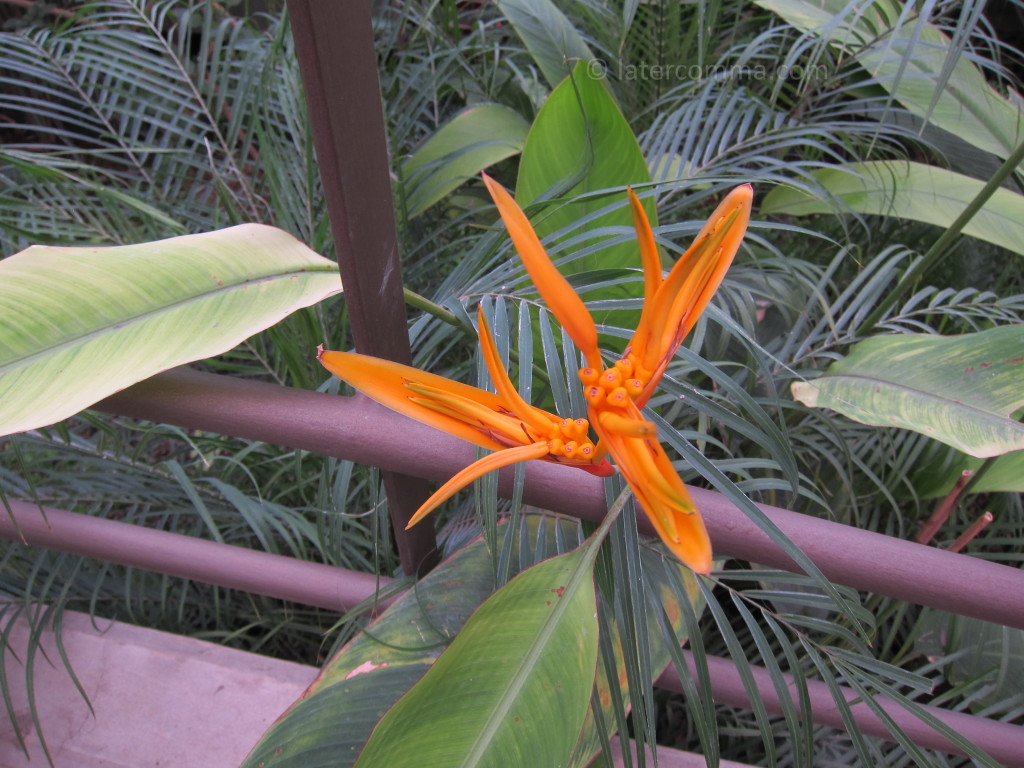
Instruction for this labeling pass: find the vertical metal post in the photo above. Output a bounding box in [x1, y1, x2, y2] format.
[287, 0, 438, 574]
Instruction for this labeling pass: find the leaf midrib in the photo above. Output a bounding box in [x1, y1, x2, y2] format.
[462, 547, 597, 767]
[0, 263, 339, 375]
[821, 373, 1023, 425]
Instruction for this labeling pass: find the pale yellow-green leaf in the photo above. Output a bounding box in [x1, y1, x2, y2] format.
[762, 161, 1024, 257]
[753, 0, 1024, 160]
[0, 225, 340, 436]
[792, 326, 1024, 458]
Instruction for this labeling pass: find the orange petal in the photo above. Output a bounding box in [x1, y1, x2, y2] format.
[475, 307, 558, 439]
[593, 409, 712, 574]
[318, 347, 509, 451]
[596, 409, 657, 438]
[405, 442, 551, 528]
[627, 187, 662, 349]
[636, 184, 752, 404]
[482, 173, 601, 369]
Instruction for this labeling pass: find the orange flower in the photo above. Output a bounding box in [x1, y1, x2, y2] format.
[317, 306, 612, 528]
[483, 174, 752, 573]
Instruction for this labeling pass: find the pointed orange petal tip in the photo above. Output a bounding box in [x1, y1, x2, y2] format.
[481, 173, 600, 366]
[404, 441, 551, 528]
[627, 186, 662, 304]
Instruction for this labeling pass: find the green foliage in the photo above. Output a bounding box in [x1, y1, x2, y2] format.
[495, 0, 595, 90]
[0, 226, 340, 436]
[753, 0, 1024, 161]
[763, 161, 1024, 258]
[354, 528, 600, 767]
[401, 104, 531, 219]
[515, 61, 655, 276]
[792, 325, 1024, 457]
[2, 0, 1024, 765]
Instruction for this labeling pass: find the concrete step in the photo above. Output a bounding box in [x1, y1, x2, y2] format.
[0, 606, 753, 768]
[0, 607, 317, 767]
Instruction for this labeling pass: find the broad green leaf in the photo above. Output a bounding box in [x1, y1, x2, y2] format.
[401, 104, 531, 218]
[571, 554, 703, 766]
[240, 518, 512, 768]
[355, 542, 599, 767]
[0, 225, 341, 436]
[917, 612, 1024, 708]
[912, 445, 1024, 498]
[791, 326, 1024, 458]
[495, 0, 595, 90]
[762, 161, 1024, 258]
[516, 60, 655, 276]
[241, 514, 704, 768]
[753, 0, 1024, 160]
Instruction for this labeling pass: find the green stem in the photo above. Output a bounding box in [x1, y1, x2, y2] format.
[858, 138, 1024, 335]
[581, 486, 634, 568]
[403, 288, 475, 338]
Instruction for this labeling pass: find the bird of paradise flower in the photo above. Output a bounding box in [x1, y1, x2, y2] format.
[318, 176, 752, 574]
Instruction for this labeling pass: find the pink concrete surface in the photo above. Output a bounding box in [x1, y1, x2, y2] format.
[0, 608, 317, 768]
[0, 606, 751, 767]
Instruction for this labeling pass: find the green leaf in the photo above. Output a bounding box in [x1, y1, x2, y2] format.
[241, 513, 706, 768]
[762, 161, 1024, 258]
[572, 552, 704, 766]
[0, 225, 341, 436]
[355, 542, 599, 766]
[917, 612, 1024, 708]
[752, 0, 1024, 160]
[495, 0, 595, 90]
[791, 326, 1024, 458]
[516, 60, 654, 276]
[241, 514, 596, 768]
[401, 104, 531, 218]
[912, 446, 1024, 497]
[240, 519, 509, 768]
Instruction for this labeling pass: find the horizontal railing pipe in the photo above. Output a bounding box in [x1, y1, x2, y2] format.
[94, 368, 1024, 631]
[657, 653, 1024, 767]
[3, 496, 1017, 763]
[1, 500, 396, 614]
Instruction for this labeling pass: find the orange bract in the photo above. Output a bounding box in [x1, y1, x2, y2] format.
[317, 306, 613, 528]
[318, 176, 751, 575]
[484, 175, 752, 573]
